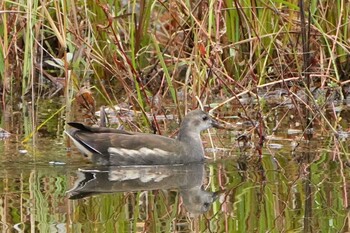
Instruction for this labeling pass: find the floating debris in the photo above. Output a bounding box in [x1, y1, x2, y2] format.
[268, 143, 284, 149]
[336, 131, 349, 139]
[287, 129, 303, 135]
[49, 161, 66, 165]
[18, 149, 28, 154]
[95, 105, 175, 124]
[0, 128, 11, 140]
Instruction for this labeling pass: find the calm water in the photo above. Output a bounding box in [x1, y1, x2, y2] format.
[1, 103, 350, 232]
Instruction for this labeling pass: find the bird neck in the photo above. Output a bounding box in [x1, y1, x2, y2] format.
[178, 121, 200, 142]
[178, 130, 201, 142]
[178, 123, 204, 156]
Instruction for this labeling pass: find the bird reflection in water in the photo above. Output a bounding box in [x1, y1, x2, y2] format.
[67, 163, 219, 214]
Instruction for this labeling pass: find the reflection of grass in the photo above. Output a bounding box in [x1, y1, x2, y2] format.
[0, 168, 68, 232]
[69, 191, 181, 232]
[0, 158, 348, 232]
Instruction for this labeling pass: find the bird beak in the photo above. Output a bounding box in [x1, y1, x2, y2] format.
[211, 118, 224, 129]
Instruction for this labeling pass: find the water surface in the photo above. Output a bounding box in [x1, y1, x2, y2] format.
[1, 103, 350, 232]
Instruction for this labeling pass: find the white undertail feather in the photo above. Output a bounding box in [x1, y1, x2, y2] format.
[65, 131, 99, 156]
[108, 147, 170, 157]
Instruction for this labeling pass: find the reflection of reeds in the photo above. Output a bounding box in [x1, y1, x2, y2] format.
[0, 154, 348, 231]
[0, 168, 68, 232]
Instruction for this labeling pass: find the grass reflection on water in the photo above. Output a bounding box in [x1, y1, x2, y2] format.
[0, 140, 348, 232]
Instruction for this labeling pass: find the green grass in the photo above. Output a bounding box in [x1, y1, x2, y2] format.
[1, 0, 349, 108]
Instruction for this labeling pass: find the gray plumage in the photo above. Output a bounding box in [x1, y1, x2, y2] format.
[66, 109, 220, 165]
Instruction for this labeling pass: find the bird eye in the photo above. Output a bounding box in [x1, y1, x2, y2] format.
[202, 115, 208, 121]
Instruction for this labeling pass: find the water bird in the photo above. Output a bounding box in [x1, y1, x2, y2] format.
[66, 109, 220, 165]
